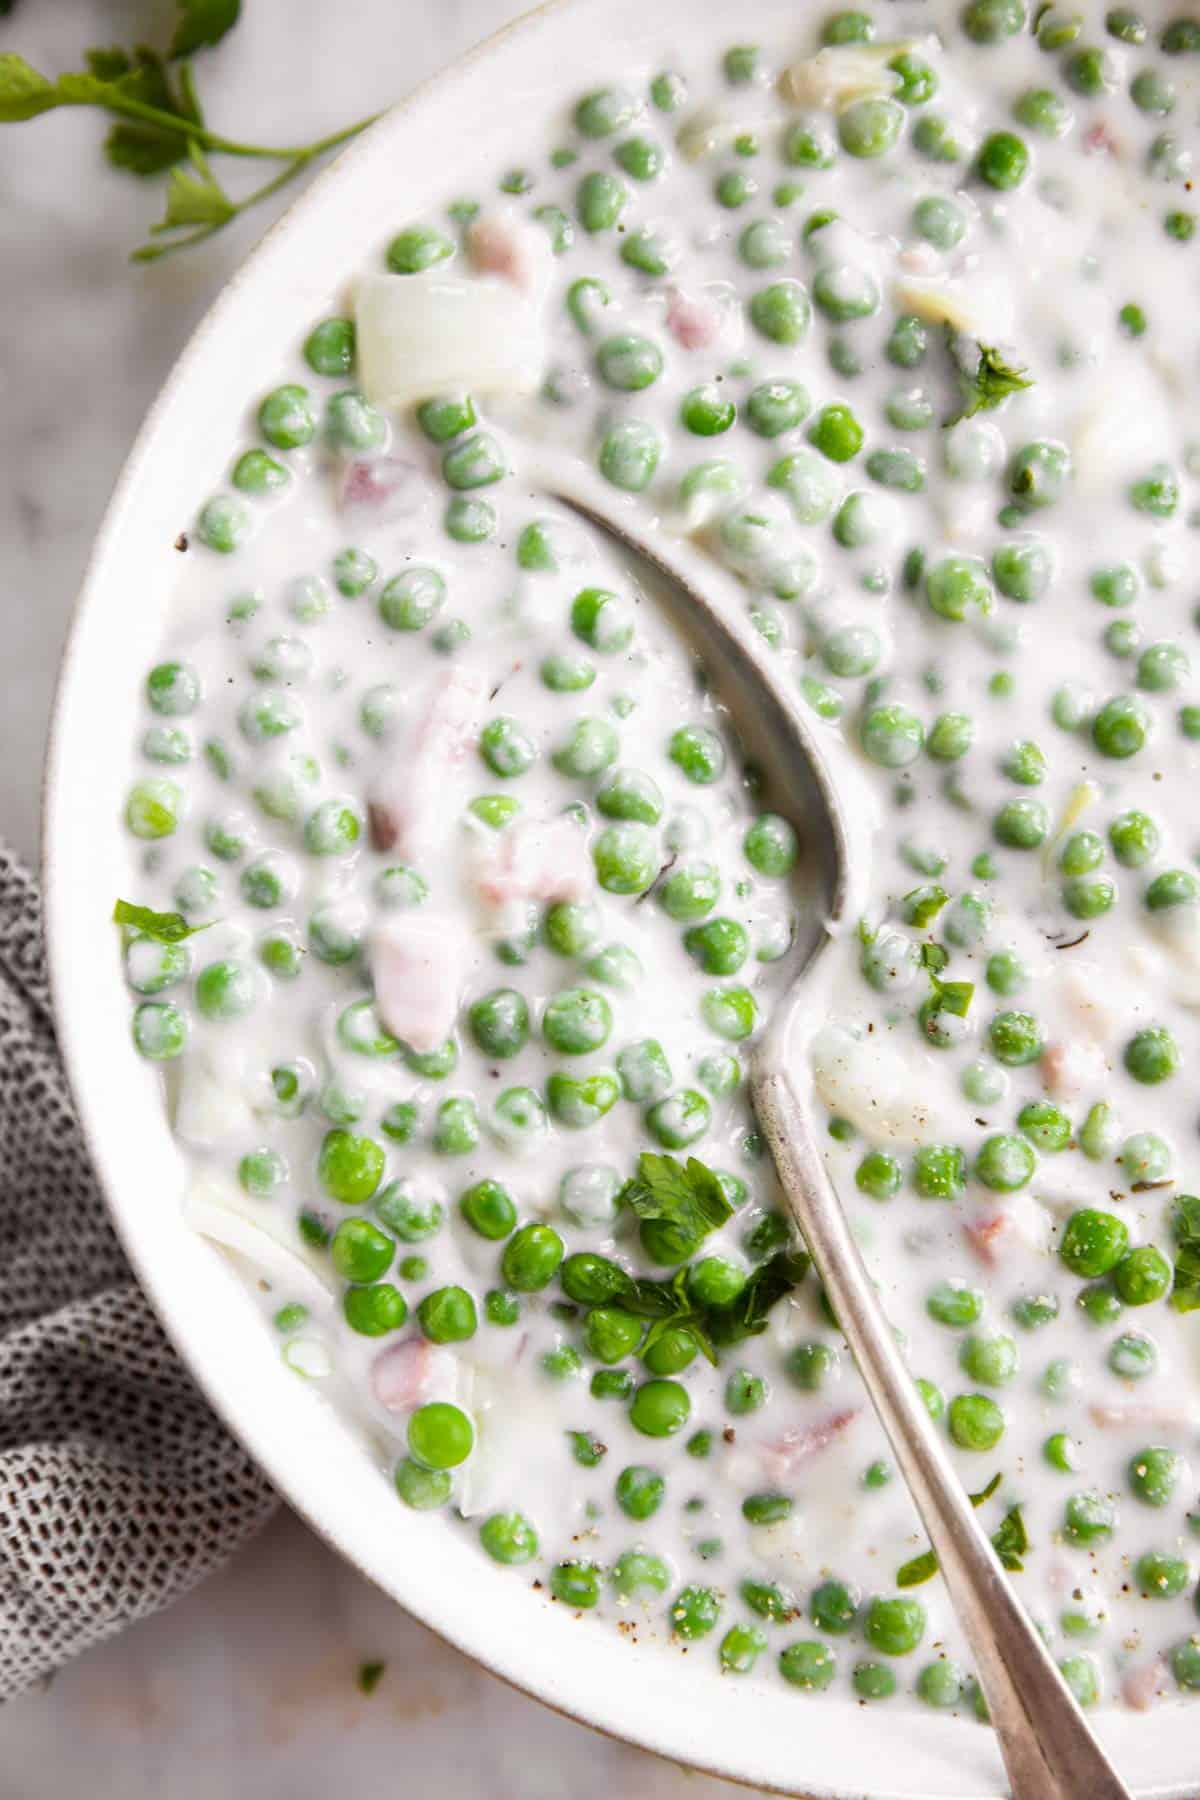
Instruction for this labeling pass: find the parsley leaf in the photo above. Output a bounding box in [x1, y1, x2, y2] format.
[896, 1473, 1004, 1587]
[928, 972, 974, 1018]
[0, 25, 376, 262]
[919, 942, 949, 975]
[169, 0, 242, 60]
[605, 1242, 810, 1365]
[150, 156, 235, 232]
[619, 1153, 735, 1245]
[1170, 1194, 1200, 1312]
[0, 54, 60, 122]
[901, 884, 948, 928]
[102, 48, 196, 176]
[356, 1660, 386, 1696]
[707, 1249, 812, 1346]
[946, 330, 1033, 425]
[112, 899, 210, 943]
[991, 1504, 1029, 1572]
[84, 48, 135, 83]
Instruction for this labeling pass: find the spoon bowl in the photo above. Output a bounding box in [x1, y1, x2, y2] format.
[544, 453, 1134, 1800]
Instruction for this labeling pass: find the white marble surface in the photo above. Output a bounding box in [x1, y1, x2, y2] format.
[0, 3, 763, 1793]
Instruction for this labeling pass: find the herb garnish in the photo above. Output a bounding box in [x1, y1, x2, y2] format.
[1170, 1193, 1200, 1312]
[946, 329, 1034, 424]
[896, 1474, 1029, 1586]
[112, 899, 211, 943]
[0, 5, 376, 260]
[574, 1157, 812, 1363]
[356, 1660, 386, 1696]
[619, 1153, 736, 1245]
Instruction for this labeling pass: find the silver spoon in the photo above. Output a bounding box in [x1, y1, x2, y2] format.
[539, 457, 1133, 1800]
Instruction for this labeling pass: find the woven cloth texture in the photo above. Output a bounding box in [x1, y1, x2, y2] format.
[0, 842, 276, 1699]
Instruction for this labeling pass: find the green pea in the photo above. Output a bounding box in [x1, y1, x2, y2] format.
[1092, 694, 1149, 758]
[1059, 1208, 1130, 1277]
[779, 1641, 837, 1690]
[630, 1378, 691, 1437]
[960, 1331, 1018, 1387]
[1124, 1025, 1180, 1084]
[570, 585, 635, 653]
[1064, 1489, 1118, 1545]
[598, 420, 661, 491]
[195, 958, 254, 1022]
[864, 1595, 925, 1656]
[748, 280, 812, 345]
[386, 224, 454, 273]
[1115, 1246, 1172, 1306]
[442, 432, 506, 490]
[576, 169, 628, 232]
[680, 382, 737, 435]
[838, 98, 904, 158]
[408, 1400, 474, 1470]
[417, 1285, 477, 1343]
[1018, 1102, 1071, 1152]
[1129, 1445, 1185, 1507]
[459, 1179, 517, 1241]
[501, 1223, 564, 1291]
[331, 1218, 395, 1284]
[926, 712, 974, 761]
[909, 1144, 964, 1201]
[975, 1132, 1036, 1192]
[479, 1511, 539, 1564]
[1109, 1329, 1158, 1380]
[745, 379, 810, 438]
[595, 332, 663, 392]
[343, 1283, 407, 1336]
[393, 1457, 451, 1511]
[541, 986, 612, 1055]
[258, 383, 315, 449]
[977, 129, 1030, 188]
[927, 1279, 983, 1328]
[988, 1009, 1043, 1065]
[861, 705, 924, 768]
[807, 402, 863, 462]
[132, 1001, 189, 1060]
[432, 1096, 481, 1155]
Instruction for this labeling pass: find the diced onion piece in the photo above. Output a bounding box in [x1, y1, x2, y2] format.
[780, 43, 913, 110]
[676, 100, 778, 161]
[185, 1179, 335, 1311]
[284, 1338, 333, 1381]
[357, 271, 546, 409]
[811, 1020, 951, 1145]
[893, 275, 1011, 342]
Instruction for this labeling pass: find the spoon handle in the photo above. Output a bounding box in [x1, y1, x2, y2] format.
[753, 1064, 1133, 1800]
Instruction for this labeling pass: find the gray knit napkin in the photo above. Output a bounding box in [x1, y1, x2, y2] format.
[0, 842, 277, 1699]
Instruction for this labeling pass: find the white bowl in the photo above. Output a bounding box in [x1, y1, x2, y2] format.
[41, 3, 1198, 1793]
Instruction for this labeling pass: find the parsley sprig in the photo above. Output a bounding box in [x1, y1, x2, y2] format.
[112, 899, 210, 943]
[1170, 1193, 1200, 1312]
[594, 1155, 812, 1361]
[945, 329, 1034, 425]
[0, 3, 377, 260]
[619, 1153, 736, 1244]
[897, 1474, 1030, 1586]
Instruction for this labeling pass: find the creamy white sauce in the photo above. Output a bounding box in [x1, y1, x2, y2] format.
[119, 0, 1200, 1715]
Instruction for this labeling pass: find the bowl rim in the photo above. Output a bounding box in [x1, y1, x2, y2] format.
[38, 3, 1196, 1794]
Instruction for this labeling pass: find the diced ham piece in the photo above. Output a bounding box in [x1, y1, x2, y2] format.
[473, 814, 594, 909]
[339, 456, 430, 522]
[371, 1337, 458, 1413]
[758, 1408, 859, 1484]
[1122, 1660, 1167, 1712]
[368, 668, 485, 859]
[1083, 120, 1121, 157]
[964, 1193, 1052, 1265]
[1040, 1038, 1109, 1102]
[665, 284, 743, 356]
[898, 242, 942, 277]
[466, 211, 553, 297]
[370, 912, 472, 1055]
